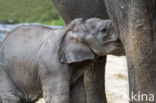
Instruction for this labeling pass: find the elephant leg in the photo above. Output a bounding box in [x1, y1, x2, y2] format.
[70, 75, 86, 103]
[105, 0, 156, 103]
[41, 71, 70, 103]
[42, 80, 70, 103]
[0, 67, 21, 103]
[51, 0, 109, 24]
[84, 56, 107, 103]
[0, 96, 20, 103]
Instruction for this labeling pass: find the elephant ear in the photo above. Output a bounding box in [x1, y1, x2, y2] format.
[58, 19, 95, 64]
[59, 41, 95, 64]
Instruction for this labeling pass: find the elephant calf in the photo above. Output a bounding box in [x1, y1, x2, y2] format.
[0, 18, 123, 103]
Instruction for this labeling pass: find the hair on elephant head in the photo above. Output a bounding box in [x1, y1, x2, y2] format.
[59, 18, 124, 63]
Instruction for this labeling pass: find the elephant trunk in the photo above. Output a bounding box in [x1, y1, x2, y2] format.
[84, 56, 107, 103]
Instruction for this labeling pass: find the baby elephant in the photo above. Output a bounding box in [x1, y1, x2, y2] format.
[0, 18, 123, 103]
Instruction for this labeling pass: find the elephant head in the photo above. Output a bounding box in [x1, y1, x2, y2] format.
[59, 18, 123, 63]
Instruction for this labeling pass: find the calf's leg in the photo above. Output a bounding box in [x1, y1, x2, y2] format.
[0, 67, 21, 103]
[84, 57, 107, 103]
[41, 67, 71, 103]
[70, 76, 86, 103]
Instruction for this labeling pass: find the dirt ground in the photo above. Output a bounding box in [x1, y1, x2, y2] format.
[105, 55, 129, 103]
[37, 55, 129, 103]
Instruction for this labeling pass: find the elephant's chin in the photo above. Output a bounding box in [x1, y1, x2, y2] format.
[92, 43, 124, 56]
[93, 49, 109, 56]
[108, 47, 125, 56]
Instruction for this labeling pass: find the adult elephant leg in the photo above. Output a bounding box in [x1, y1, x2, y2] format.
[105, 0, 156, 102]
[51, 0, 109, 24]
[84, 57, 107, 103]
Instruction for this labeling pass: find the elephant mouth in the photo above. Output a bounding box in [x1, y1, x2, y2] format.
[90, 39, 124, 56]
[102, 38, 122, 45]
[101, 39, 124, 56]
[108, 41, 125, 56]
[109, 47, 125, 56]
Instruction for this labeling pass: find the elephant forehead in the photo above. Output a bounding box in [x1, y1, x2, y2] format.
[85, 18, 112, 30]
[86, 18, 102, 26]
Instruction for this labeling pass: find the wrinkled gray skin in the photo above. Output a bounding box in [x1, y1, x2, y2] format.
[0, 18, 122, 103]
[51, 1, 110, 103]
[105, 0, 156, 103]
[51, 0, 109, 24]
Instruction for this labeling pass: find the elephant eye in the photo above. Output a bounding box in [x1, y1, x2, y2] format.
[101, 28, 107, 33]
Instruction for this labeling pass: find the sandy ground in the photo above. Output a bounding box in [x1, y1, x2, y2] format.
[37, 55, 129, 103]
[105, 55, 129, 103]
